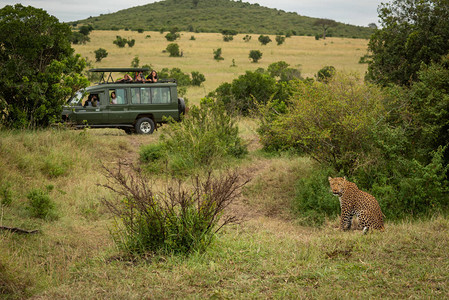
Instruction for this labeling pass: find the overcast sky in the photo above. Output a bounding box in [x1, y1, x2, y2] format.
[1, 0, 384, 27]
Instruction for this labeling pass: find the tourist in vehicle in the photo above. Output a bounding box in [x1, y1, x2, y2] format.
[91, 94, 100, 107]
[146, 70, 158, 83]
[134, 71, 145, 82]
[116, 73, 133, 83]
[83, 94, 93, 107]
[110, 92, 117, 104]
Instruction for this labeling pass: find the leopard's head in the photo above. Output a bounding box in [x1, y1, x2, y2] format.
[328, 176, 347, 196]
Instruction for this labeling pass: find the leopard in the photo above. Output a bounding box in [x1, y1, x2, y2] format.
[328, 176, 384, 234]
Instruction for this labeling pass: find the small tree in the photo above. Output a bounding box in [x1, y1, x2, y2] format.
[113, 36, 127, 47]
[249, 50, 262, 63]
[213, 48, 224, 61]
[166, 43, 180, 57]
[316, 66, 336, 82]
[127, 39, 135, 47]
[275, 35, 286, 46]
[243, 35, 252, 42]
[314, 18, 337, 39]
[222, 29, 238, 42]
[258, 35, 272, 45]
[191, 71, 206, 86]
[94, 48, 108, 62]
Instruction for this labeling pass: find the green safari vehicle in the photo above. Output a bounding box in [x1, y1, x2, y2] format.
[61, 68, 186, 134]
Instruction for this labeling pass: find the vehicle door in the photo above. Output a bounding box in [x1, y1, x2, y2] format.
[150, 86, 177, 121]
[72, 91, 107, 125]
[105, 88, 130, 124]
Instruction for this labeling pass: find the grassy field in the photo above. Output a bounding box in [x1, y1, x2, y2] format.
[1, 127, 448, 299]
[74, 30, 369, 104]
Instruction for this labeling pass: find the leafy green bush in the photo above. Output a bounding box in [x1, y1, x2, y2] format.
[316, 66, 336, 82]
[191, 71, 206, 86]
[258, 35, 271, 45]
[258, 73, 387, 174]
[102, 164, 248, 255]
[166, 43, 180, 57]
[26, 186, 58, 220]
[94, 48, 108, 62]
[113, 36, 127, 47]
[249, 50, 262, 62]
[213, 48, 224, 61]
[293, 167, 339, 226]
[140, 99, 247, 175]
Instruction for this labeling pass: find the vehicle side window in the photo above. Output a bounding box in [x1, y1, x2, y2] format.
[151, 87, 171, 104]
[131, 88, 151, 104]
[113, 88, 126, 104]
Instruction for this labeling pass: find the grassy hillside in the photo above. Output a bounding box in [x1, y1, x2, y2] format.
[0, 128, 448, 298]
[75, 0, 374, 38]
[73, 30, 370, 103]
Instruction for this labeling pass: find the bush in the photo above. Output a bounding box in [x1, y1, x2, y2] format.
[258, 35, 271, 45]
[316, 66, 336, 82]
[26, 187, 58, 220]
[249, 50, 262, 63]
[113, 36, 127, 47]
[140, 99, 247, 175]
[191, 71, 206, 86]
[258, 73, 387, 174]
[213, 48, 224, 61]
[165, 32, 180, 41]
[293, 167, 339, 226]
[275, 35, 286, 45]
[102, 163, 249, 255]
[94, 48, 108, 62]
[166, 43, 180, 57]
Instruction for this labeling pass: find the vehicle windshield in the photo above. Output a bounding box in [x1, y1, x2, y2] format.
[67, 90, 85, 106]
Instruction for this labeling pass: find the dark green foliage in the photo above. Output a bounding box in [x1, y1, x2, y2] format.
[77, 0, 373, 38]
[127, 39, 136, 47]
[267, 61, 302, 82]
[243, 35, 252, 42]
[165, 32, 180, 41]
[222, 29, 238, 42]
[140, 99, 247, 175]
[113, 36, 128, 47]
[191, 71, 206, 86]
[26, 187, 58, 220]
[314, 18, 337, 39]
[275, 35, 286, 45]
[408, 55, 449, 165]
[293, 167, 339, 226]
[159, 67, 191, 85]
[166, 43, 180, 56]
[102, 164, 248, 255]
[249, 50, 262, 62]
[0, 4, 89, 129]
[213, 48, 224, 61]
[94, 48, 108, 62]
[258, 35, 272, 45]
[137, 28, 144, 33]
[71, 31, 90, 44]
[79, 24, 93, 35]
[316, 66, 336, 82]
[365, 0, 449, 86]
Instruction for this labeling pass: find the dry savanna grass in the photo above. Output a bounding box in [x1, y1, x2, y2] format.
[74, 30, 369, 104]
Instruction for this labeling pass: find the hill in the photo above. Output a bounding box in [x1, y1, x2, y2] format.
[75, 0, 374, 38]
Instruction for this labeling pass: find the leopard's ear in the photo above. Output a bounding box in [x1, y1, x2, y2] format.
[328, 176, 332, 181]
[343, 176, 346, 180]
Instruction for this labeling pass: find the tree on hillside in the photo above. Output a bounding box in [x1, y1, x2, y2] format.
[94, 48, 108, 62]
[314, 18, 337, 39]
[0, 4, 89, 129]
[365, 0, 449, 86]
[258, 35, 272, 45]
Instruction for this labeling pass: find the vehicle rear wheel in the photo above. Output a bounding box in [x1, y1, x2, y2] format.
[135, 117, 155, 134]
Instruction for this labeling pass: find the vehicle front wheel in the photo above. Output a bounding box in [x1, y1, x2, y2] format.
[135, 117, 155, 134]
